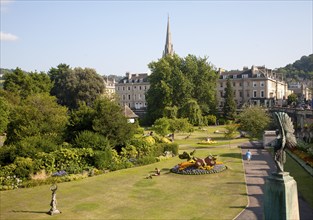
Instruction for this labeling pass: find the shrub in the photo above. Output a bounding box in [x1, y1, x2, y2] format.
[206, 115, 217, 125]
[13, 157, 34, 179]
[159, 143, 179, 155]
[94, 149, 113, 170]
[74, 130, 110, 150]
[136, 155, 158, 166]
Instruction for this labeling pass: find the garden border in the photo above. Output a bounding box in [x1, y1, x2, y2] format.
[286, 149, 313, 177]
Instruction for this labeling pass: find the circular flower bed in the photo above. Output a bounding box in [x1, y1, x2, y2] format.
[170, 164, 227, 175]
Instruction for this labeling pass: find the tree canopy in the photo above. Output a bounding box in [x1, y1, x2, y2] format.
[3, 68, 52, 99]
[222, 78, 236, 120]
[5, 93, 68, 145]
[237, 105, 271, 139]
[277, 54, 313, 80]
[49, 64, 105, 109]
[147, 54, 218, 124]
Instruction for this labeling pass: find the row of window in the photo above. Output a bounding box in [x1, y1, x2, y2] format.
[222, 73, 262, 79]
[122, 94, 145, 101]
[220, 81, 265, 88]
[124, 102, 147, 109]
[117, 85, 148, 91]
[220, 90, 265, 98]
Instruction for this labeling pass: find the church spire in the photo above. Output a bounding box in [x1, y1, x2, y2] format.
[163, 15, 174, 57]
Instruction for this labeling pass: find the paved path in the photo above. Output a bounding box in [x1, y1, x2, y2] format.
[235, 142, 313, 220]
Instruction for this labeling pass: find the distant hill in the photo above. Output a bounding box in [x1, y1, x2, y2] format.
[277, 54, 313, 81]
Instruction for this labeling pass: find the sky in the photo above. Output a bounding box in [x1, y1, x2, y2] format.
[1, 0, 312, 76]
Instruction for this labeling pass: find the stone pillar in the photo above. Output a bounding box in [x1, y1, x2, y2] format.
[264, 172, 299, 220]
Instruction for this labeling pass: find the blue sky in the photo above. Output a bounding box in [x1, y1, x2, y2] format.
[1, 0, 312, 75]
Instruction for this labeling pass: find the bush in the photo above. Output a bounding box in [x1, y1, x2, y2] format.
[94, 149, 113, 170]
[13, 157, 34, 179]
[206, 115, 217, 125]
[159, 143, 179, 155]
[136, 155, 158, 166]
[74, 130, 110, 150]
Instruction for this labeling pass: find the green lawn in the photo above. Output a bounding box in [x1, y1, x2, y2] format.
[0, 126, 248, 219]
[285, 153, 313, 208]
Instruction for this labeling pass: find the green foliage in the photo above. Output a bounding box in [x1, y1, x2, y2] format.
[205, 115, 217, 125]
[73, 130, 111, 150]
[3, 68, 52, 99]
[169, 118, 193, 134]
[152, 117, 170, 136]
[277, 54, 313, 80]
[52, 148, 94, 174]
[237, 106, 271, 139]
[5, 93, 68, 145]
[178, 99, 203, 126]
[93, 149, 113, 170]
[67, 103, 95, 140]
[0, 96, 10, 133]
[49, 64, 104, 109]
[92, 97, 136, 146]
[224, 124, 239, 140]
[13, 157, 34, 179]
[287, 93, 298, 105]
[163, 106, 178, 119]
[223, 78, 236, 120]
[147, 54, 218, 124]
[120, 145, 138, 159]
[159, 142, 179, 155]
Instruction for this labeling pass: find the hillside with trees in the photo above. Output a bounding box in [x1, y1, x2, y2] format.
[277, 54, 313, 81]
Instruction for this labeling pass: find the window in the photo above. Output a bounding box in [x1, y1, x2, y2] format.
[247, 91, 250, 97]
[260, 81, 265, 87]
[239, 91, 242, 97]
[223, 75, 227, 79]
[128, 95, 131, 100]
[257, 73, 261, 78]
[220, 83, 223, 87]
[220, 91, 223, 97]
[122, 95, 125, 100]
[239, 82, 242, 87]
[139, 86, 142, 90]
[233, 75, 237, 79]
[128, 87, 130, 90]
[253, 90, 257, 98]
[123, 87, 125, 91]
[260, 90, 264, 98]
[242, 74, 248, 78]
[233, 82, 236, 87]
[233, 91, 236, 96]
[253, 82, 257, 87]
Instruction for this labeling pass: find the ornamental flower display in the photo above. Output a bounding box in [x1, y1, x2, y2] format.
[170, 150, 227, 175]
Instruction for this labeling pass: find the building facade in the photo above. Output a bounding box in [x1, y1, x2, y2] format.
[103, 76, 116, 98]
[218, 66, 292, 108]
[115, 72, 150, 110]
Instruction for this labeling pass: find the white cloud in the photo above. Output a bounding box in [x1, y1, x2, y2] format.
[0, 32, 18, 41]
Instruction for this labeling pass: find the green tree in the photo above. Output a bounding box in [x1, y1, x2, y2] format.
[168, 118, 193, 141]
[223, 78, 236, 120]
[49, 64, 104, 109]
[5, 93, 68, 145]
[3, 68, 51, 99]
[152, 117, 170, 136]
[178, 99, 203, 126]
[147, 54, 218, 124]
[0, 96, 10, 134]
[287, 93, 298, 105]
[237, 106, 271, 139]
[91, 97, 136, 147]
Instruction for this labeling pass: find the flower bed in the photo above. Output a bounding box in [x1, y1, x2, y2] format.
[171, 164, 227, 175]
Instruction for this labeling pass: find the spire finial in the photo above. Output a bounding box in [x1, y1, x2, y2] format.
[163, 15, 174, 57]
